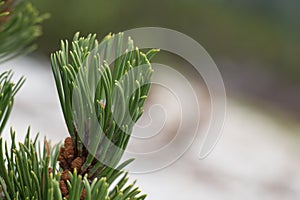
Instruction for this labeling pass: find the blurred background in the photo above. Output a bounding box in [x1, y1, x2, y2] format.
[1, 0, 300, 199]
[31, 0, 300, 117]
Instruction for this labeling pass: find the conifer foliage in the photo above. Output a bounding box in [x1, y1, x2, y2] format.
[0, 1, 158, 199]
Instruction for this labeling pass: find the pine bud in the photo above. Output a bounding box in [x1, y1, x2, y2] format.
[59, 180, 69, 197]
[71, 157, 83, 172]
[61, 169, 70, 181]
[64, 137, 73, 148]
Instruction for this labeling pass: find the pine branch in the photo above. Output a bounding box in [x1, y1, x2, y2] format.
[0, 128, 59, 199]
[0, 0, 48, 62]
[0, 70, 24, 134]
[0, 130, 147, 200]
[51, 32, 159, 199]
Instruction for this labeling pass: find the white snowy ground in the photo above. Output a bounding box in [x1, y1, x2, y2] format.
[1, 56, 300, 200]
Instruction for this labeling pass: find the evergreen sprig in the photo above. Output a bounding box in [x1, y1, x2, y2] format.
[0, 0, 48, 62]
[0, 130, 147, 200]
[0, 129, 60, 200]
[51, 32, 158, 180]
[0, 70, 24, 134]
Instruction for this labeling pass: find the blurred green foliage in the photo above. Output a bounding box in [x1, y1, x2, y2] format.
[30, 0, 300, 81]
